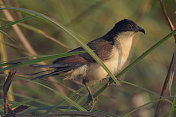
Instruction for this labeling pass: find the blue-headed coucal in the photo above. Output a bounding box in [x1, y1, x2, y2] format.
[32, 19, 145, 102]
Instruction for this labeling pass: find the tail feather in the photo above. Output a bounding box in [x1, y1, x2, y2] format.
[30, 64, 62, 68]
[30, 63, 84, 80]
[27, 70, 52, 75]
[31, 63, 85, 68]
[32, 68, 73, 80]
[31, 71, 60, 80]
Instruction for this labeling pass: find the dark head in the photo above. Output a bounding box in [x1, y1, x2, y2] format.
[111, 19, 145, 34]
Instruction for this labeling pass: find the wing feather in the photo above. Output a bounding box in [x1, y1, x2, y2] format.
[31, 38, 114, 79]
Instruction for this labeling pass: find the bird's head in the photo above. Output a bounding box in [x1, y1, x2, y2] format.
[104, 19, 145, 43]
[113, 19, 145, 34]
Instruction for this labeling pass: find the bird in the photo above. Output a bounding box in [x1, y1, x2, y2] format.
[32, 19, 145, 103]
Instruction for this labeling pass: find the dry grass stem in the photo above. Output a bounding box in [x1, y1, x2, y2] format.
[1, 1, 66, 96]
[155, 0, 176, 116]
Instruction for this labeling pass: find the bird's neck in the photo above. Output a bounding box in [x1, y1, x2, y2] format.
[114, 32, 136, 68]
[115, 31, 136, 48]
[103, 29, 119, 44]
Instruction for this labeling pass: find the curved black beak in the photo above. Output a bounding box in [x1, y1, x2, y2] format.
[137, 26, 145, 34]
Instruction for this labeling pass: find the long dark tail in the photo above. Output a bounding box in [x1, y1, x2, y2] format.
[31, 68, 73, 80]
[27, 70, 52, 75]
[31, 71, 61, 80]
[30, 64, 77, 80]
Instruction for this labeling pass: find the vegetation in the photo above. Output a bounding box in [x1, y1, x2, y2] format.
[0, 0, 176, 116]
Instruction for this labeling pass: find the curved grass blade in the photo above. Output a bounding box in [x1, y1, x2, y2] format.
[44, 86, 86, 114]
[0, 18, 71, 49]
[123, 96, 174, 117]
[169, 94, 176, 117]
[0, 7, 120, 86]
[23, 106, 79, 114]
[18, 23, 71, 50]
[0, 16, 35, 30]
[120, 80, 158, 95]
[0, 90, 51, 106]
[16, 77, 87, 111]
[0, 62, 10, 67]
[0, 51, 86, 72]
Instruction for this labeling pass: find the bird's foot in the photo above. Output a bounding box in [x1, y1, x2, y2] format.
[107, 77, 122, 86]
[107, 77, 113, 86]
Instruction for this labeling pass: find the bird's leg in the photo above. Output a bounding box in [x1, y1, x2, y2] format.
[107, 76, 122, 86]
[107, 77, 112, 86]
[86, 84, 95, 104]
[83, 79, 95, 105]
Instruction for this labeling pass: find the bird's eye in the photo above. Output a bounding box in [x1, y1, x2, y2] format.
[128, 24, 134, 29]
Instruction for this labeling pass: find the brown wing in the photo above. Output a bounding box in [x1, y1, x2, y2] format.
[53, 47, 89, 65]
[87, 38, 113, 61]
[32, 38, 114, 79]
[53, 38, 113, 65]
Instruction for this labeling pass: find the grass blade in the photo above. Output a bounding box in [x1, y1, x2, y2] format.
[0, 51, 86, 72]
[123, 96, 174, 117]
[0, 16, 35, 30]
[169, 94, 176, 117]
[17, 78, 87, 111]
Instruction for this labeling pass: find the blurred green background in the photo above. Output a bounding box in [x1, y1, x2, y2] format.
[0, 0, 176, 116]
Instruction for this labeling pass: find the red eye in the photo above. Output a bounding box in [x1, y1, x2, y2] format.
[128, 24, 134, 29]
[128, 24, 132, 29]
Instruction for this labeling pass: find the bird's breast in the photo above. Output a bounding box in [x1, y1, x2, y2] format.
[86, 32, 135, 83]
[85, 47, 132, 83]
